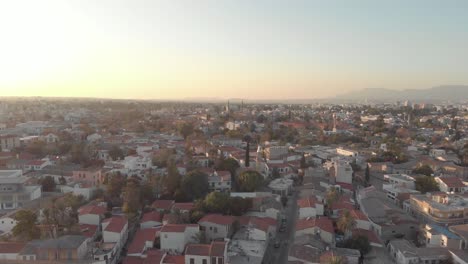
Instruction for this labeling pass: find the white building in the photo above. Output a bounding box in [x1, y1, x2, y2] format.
[0, 170, 41, 209]
[325, 160, 353, 184]
[160, 224, 199, 254]
[199, 214, 235, 242]
[185, 241, 228, 264]
[78, 204, 107, 226]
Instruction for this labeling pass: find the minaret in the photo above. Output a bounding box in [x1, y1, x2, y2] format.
[332, 113, 337, 133]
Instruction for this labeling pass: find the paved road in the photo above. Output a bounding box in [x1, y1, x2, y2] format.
[263, 190, 299, 264]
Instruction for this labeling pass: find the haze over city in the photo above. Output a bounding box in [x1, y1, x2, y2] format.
[1, 0, 468, 100]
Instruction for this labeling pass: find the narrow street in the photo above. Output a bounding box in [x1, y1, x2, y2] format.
[263, 190, 299, 264]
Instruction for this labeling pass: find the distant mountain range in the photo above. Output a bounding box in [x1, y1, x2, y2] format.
[334, 85, 468, 103]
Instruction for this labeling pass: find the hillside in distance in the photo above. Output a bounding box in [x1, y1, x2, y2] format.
[335, 85, 468, 103]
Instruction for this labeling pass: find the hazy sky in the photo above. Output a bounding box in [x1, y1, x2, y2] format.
[1, 0, 468, 100]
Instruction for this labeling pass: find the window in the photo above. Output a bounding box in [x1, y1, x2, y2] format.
[190, 258, 195, 264]
[214, 227, 218, 233]
[218, 258, 224, 264]
[212, 257, 217, 264]
[202, 259, 207, 264]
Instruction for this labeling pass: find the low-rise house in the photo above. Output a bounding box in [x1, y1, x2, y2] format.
[248, 217, 277, 241]
[297, 196, 324, 219]
[350, 209, 372, 230]
[160, 224, 199, 254]
[388, 239, 450, 264]
[208, 171, 231, 192]
[295, 217, 334, 245]
[199, 214, 235, 241]
[422, 224, 465, 249]
[127, 228, 159, 257]
[140, 211, 163, 229]
[384, 173, 416, 189]
[72, 168, 104, 187]
[0, 242, 26, 260]
[435, 176, 466, 193]
[184, 241, 228, 264]
[24, 159, 51, 171]
[102, 216, 129, 259]
[78, 203, 107, 226]
[18, 235, 89, 262]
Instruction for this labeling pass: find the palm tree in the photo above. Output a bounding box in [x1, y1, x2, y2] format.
[337, 210, 356, 239]
[328, 255, 345, 264]
[325, 187, 340, 216]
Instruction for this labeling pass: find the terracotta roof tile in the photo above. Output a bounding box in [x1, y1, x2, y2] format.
[0, 242, 26, 253]
[295, 217, 334, 233]
[141, 211, 163, 223]
[104, 216, 127, 233]
[151, 200, 175, 211]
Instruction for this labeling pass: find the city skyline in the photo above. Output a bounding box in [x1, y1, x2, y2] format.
[1, 0, 468, 100]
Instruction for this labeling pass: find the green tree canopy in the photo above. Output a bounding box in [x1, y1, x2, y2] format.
[203, 192, 230, 213]
[13, 210, 40, 241]
[415, 176, 440, 194]
[339, 235, 371, 255]
[109, 145, 124, 161]
[237, 170, 263, 192]
[178, 122, 194, 139]
[123, 178, 141, 218]
[412, 165, 434, 176]
[180, 170, 209, 201]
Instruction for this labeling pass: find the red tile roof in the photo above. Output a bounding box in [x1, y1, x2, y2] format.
[151, 200, 175, 211]
[162, 255, 185, 264]
[295, 217, 334, 233]
[199, 214, 235, 226]
[141, 211, 163, 223]
[144, 249, 165, 264]
[185, 241, 227, 257]
[0, 242, 26, 253]
[350, 210, 369, 221]
[127, 228, 159, 254]
[249, 217, 276, 233]
[297, 196, 320, 208]
[122, 256, 143, 264]
[104, 216, 127, 233]
[438, 177, 465, 188]
[185, 244, 210, 256]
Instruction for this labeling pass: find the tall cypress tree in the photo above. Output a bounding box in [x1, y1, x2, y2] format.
[245, 141, 250, 168]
